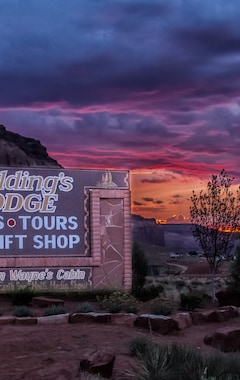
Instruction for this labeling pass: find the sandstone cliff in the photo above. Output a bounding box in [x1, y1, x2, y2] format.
[0, 124, 61, 168]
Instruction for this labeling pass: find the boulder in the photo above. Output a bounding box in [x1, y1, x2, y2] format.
[69, 312, 111, 324]
[134, 314, 178, 334]
[216, 290, 240, 307]
[79, 348, 115, 378]
[204, 327, 240, 352]
[190, 308, 236, 325]
[15, 317, 37, 325]
[172, 312, 192, 330]
[0, 316, 15, 325]
[37, 314, 69, 324]
[111, 313, 137, 326]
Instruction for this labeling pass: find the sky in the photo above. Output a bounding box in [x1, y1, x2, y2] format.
[0, 0, 240, 223]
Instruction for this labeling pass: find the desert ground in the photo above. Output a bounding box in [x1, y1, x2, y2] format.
[0, 259, 239, 380]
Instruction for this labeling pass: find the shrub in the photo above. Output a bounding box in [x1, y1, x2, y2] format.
[98, 291, 139, 314]
[75, 302, 94, 313]
[10, 286, 36, 306]
[128, 341, 240, 380]
[175, 279, 186, 289]
[136, 285, 163, 302]
[206, 351, 240, 379]
[150, 301, 172, 316]
[13, 305, 32, 317]
[128, 336, 152, 357]
[43, 305, 66, 316]
[180, 292, 203, 311]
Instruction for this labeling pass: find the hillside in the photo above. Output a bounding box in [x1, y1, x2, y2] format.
[0, 124, 61, 167]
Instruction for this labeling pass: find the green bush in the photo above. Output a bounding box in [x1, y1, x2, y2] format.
[136, 285, 163, 302]
[13, 305, 32, 317]
[150, 301, 172, 316]
[43, 305, 66, 316]
[75, 302, 94, 313]
[180, 292, 203, 311]
[98, 291, 139, 314]
[10, 286, 36, 306]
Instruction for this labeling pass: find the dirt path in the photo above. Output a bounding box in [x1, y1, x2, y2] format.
[1, 315, 240, 380]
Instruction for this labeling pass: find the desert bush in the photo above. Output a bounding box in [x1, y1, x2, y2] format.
[13, 305, 32, 317]
[137, 285, 163, 302]
[128, 341, 240, 380]
[128, 336, 151, 357]
[75, 302, 94, 313]
[150, 301, 172, 316]
[206, 352, 240, 379]
[175, 279, 186, 289]
[98, 291, 139, 313]
[43, 305, 66, 316]
[180, 292, 203, 311]
[10, 286, 36, 306]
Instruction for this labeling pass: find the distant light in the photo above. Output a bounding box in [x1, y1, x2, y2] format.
[155, 219, 167, 224]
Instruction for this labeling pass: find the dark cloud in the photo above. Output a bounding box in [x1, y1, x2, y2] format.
[141, 178, 169, 184]
[0, 0, 240, 180]
[133, 201, 144, 206]
[154, 200, 163, 204]
[142, 197, 154, 202]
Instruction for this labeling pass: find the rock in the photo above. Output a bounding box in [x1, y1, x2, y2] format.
[69, 312, 111, 324]
[204, 327, 240, 352]
[134, 314, 178, 334]
[32, 296, 64, 308]
[191, 309, 233, 325]
[190, 311, 207, 325]
[204, 310, 226, 323]
[0, 124, 61, 167]
[37, 314, 69, 324]
[15, 317, 37, 325]
[216, 290, 240, 307]
[79, 348, 115, 378]
[0, 316, 15, 325]
[172, 312, 192, 330]
[111, 313, 137, 326]
[219, 306, 238, 318]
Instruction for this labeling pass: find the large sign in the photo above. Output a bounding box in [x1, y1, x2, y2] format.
[0, 267, 92, 291]
[0, 168, 129, 257]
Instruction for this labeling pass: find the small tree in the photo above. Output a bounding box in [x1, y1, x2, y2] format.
[190, 169, 240, 302]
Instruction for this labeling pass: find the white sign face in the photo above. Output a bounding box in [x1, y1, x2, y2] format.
[0, 168, 129, 257]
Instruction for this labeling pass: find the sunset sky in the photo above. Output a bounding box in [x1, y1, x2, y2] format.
[0, 0, 240, 222]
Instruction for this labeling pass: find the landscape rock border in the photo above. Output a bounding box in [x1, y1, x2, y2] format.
[0, 305, 239, 334]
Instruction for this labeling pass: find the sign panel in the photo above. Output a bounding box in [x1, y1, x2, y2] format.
[0, 267, 92, 291]
[0, 168, 129, 257]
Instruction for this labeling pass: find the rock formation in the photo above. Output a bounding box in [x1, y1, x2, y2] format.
[0, 124, 61, 167]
